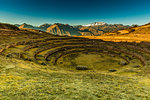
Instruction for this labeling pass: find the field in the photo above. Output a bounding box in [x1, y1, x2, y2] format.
[1, 25, 150, 99]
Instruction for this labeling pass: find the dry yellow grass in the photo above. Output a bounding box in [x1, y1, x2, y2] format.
[78, 23, 150, 42]
[78, 35, 150, 42]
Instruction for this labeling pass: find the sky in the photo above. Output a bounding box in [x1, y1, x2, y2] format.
[0, 0, 150, 26]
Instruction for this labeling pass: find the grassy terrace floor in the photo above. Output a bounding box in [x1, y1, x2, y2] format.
[1, 55, 150, 100]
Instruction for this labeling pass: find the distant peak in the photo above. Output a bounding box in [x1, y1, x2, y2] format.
[39, 23, 51, 28]
[19, 23, 34, 28]
[83, 22, 107, 26]
[53, 23, 71, 27]
[21, 23, 31, 26]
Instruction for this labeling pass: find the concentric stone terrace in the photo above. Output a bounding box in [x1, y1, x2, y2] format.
[1, 34, 150, 67]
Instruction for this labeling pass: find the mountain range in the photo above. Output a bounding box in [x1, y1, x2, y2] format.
[15, 22, 130, 36]
[17, 23, 51, 32]
[46, 23, 81, 36]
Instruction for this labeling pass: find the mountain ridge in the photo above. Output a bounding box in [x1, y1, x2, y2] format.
[46, 23, 81, 36]
[14, 22, 130, 36]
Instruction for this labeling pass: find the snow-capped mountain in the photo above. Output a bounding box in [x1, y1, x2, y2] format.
[83, 22, 107, 26]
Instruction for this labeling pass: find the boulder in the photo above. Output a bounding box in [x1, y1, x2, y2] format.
[76, 66, 88, 70]
[109, 69, 117, 72]
[132, 65, 140, 68]
[6, 53, 20, 58]
[6, 53, 12, 57]
[28, 59, 32, 61]
[41, 62, 46, 66]
[119, 61, 128, 65]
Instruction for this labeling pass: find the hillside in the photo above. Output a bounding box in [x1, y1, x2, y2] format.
[47, 23, 81, 36]
[78, 24, 130, 36]
[80, 23, 150, 42]
[79, 26, 103, 36]
[102, 23, 150, 36]
[0, 23, 19, 30]
[38, 23, 51, 31]
[19, 23, 35, 29]
[2, 54, 150, 99]
[18, 23, 51, 32]
[2, 22, 150, 99]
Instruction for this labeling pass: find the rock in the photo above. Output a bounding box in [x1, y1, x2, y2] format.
[132, 65, 140, 68]
[76, 66, 88, 70]
[6, 53, 19, 58]
[109, 69, 117, 72]
[6, 53, 12, 57]
[37, 55, 43, 57]
[45, 59, 50, 61]
[59, 61, 63, 64]
[41, 62, 46, 66]
[119, 61, 128, 65]
[28, 59, 32, 61]
[128, 57, 133, 60]
[109, 54, 115, 57]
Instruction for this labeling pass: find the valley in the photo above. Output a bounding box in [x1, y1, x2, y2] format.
[0, 22, 150, 99]
[1, 0, 150, 99]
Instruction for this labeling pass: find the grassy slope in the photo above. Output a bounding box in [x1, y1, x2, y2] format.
[1, 53, 150, 99]
[1, 25, 150, 99]
[0, 23, 19, 30]
[79, 23, 150, 42]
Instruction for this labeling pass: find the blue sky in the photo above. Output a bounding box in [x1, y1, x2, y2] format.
[0, 0, 150, 26]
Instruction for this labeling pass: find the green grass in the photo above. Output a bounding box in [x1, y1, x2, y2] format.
[57, 53, 125, 71]
[1, 54, 150, 100]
